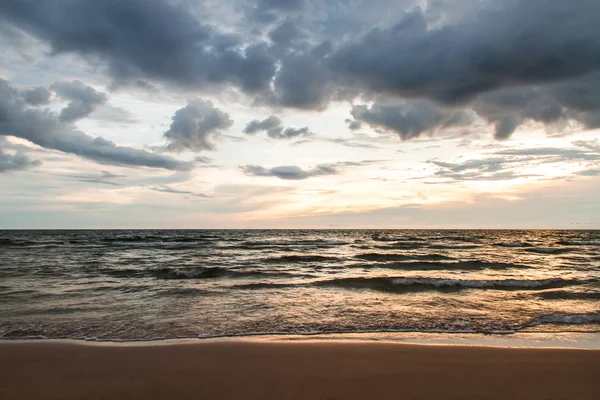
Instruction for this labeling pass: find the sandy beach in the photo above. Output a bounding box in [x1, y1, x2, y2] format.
[1, 340, 598, 400]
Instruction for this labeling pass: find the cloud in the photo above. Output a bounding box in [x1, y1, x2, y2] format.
[147, 185, 209, 197]
[243, 115, 312, 139]
[245, 0, 305, 23]
[346, 119, 362, 131]
[351, 100, 473, 139]
[330, 2, 600, 104]
[0, 149, 40, 172]
[576, 169, 600, 176]
[0, 78, 192, 170]
[428, 157, 538, 182]
[244, 116, 282, 134]
[3, 0, 600, 141]
[50, 80, 108, 122]
[71, 170, 124, 186]
[493, 148, 600, 161]
[90, 105, 137, 124]
[428, 142, 600, 182]
[268, 19, 307, 47]
[241, 164, 337, 180]
[164, 99, 233, 152]
[240, 160, 377, 180]
[22, 87, 52, 106]
[0, 0, 277, 93]
[328, 137, 380, 149]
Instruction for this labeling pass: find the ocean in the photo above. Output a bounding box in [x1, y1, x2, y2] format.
[1, 229, 598, 341]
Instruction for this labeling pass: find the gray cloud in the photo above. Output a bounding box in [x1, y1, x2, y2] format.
[240, 159, 378, 180]
[148, 185, 209, 197]
[266, 52, 335, 109]
[0, 0, 277, 94]
[244, 116, 282, 134]
[351, 100, 473, 140]
[330, 2, 600, 104]
[50, 80, 108, 122]
[428, 157, 538, 182]
[576, 169, 600, 176]
[164, 99, 233, 152]
[493, 148, 600, 161]
[241, 164, 337, 180]
[268, 19, 307, 47]
[269, 126, 311, 140]
[22, 87, 52, 106]
[2, 0, 600, 142]
[0, 149, 40, 172]
[243, 115, 312, 140]
[429, 141, 600, 181]
[329, 137, 380, 149]
[90, 105, 137, 124]
[0, 78, 192, 171]
[71, 170, 124, 186]
[346, 119, 362, 131]
[245, 0, 305, 23]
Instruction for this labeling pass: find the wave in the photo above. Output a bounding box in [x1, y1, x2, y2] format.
[524, 247, 571, 255]
[526, 312, 600, 326]
[426, 244, 481, 250]
[101, 266, 297, 280]
[101, 236, 215, 244]
[232, 282, 299, 290]
[354, 259, 527, 271]
[495, 242, 532, 248]
[536, 290, 600, 300]
[262, 255, 339, 263]
[384, 277, 582, 290]
[556, 240, 600, 246]
[234, 276, 588, 293]
[0, 238, 65, 247]
[355, 253, 455, 262]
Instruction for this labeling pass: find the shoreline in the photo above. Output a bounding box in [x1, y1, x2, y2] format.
[2, 331, 599, 349]
[1, 339, 598, 400]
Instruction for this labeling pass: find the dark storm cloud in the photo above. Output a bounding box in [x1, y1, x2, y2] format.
[351, 100, 473, 140]
[0, 149, 40, 172]
[243, 116, 312, 140]
[0, 0, 277, 93]
[22, 87, 52, 106]
[0, 78, 192, 171]
[50, 80, 108, 122]
[241, 164, 337, 180]
[2, 0, 600, 141]
[329, 1, 600, 104]
[266, 52, 335, 109]
[164, 99, 233, 152]
[471, 73, 600, 139]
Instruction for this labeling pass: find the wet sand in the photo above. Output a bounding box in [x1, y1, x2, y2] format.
[0, 340, 598, 399]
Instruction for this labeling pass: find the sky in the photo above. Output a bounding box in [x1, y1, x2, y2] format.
[0, 0, 599, 229]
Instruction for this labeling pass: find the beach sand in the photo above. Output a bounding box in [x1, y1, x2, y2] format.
[1, 340, 598, 399]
